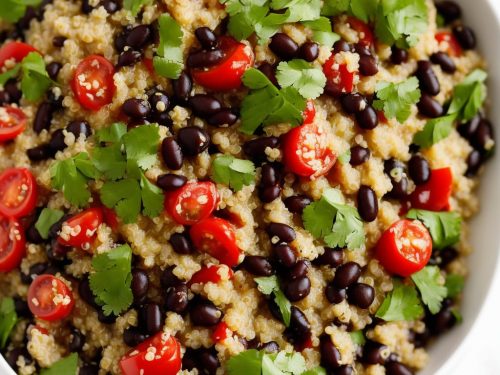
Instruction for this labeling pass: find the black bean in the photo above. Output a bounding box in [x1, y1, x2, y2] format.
[430, 52, 456, 74]
[170, 233, 194, 254]
[417, 94, 443, 118]
[114, 29, 129, 52]
[325, 284, 346, 304]
[78, 277, 98, 308]
[259, 185, 282, 203]
[47, 88, 63, 109]
[438, 247, 459, 268]
[173, 72, 192, 103]
[359, 55, 378, 76]
[126, 25, 151, 49]
[195, 27, 218, 49]
[261, 163, 282, 187]
[416, 61, 440, 96]
[27, 144, 53, 161]
[348, 283, 375, 308]
[284, 195, 311, 214]
[5, 348, 32, 371]
[190, 299, 223, 326]
[333, 262, 361, 289]
[267, 223, 296, 243]
[274, 244, 296, 268]
[122, 98, 151, 118]
[472, 119, 494, 152]
[408, 155, 430, 185]
[33, 102, 54, 133]
[242, 256, 274, 276]
[139, 303, 162, 335]
[391, 46, 408, 65]
[188, 94, 222, 118]
[350, 145, 371, 166]
[258, 62, 278, 86]
[52, 36, 66, 48]
[79, 364, 100, 375]
[428, 306, 457, 335]
[288, 306, 310, 340]
[362, 341, 388, 365]
[24, 263, 48, 285]
[131, 269, 149, 303]
[25, 222, 45, 244]
[123, 326, 148, 347]
[13, 296, 31, 318]
[46, 61, 62, 80]
[315, 248, 344, 268]
[465, 150, 483, 177]
[177, 126, 210, 156]
[182, 348, 199, 371]
[357, 185, 378, 222]
[187, 49, 224, 69]
[67, 120, 92, 139]
[269, 33, 299, 60]
[49, 129, 68, 152]
[0, 90, 9, 106]
[259, 341, 280, 353]
[157, 174, 187, 191]
[81, 0, 93, 14]
[69, 328, 85, 352]
[298, 42, 319, 62]
[161, 137, 184, 170]
[324, 81, 344, 98]
[458, 115, 480, 140]
[165, 283, 189, 313]
[335, 365, 354, 375]
[161, 266, 183, 288]
[436, 1, 462, 23]
[356, 105, 379, 130]
[333, 40, 351, 53]
[453, 25, 476, 50]
[353, 43, 371, 56]
[4, 79, 21, 104]
[386, 361, 414, 375]
[288, 260, 309, 280]
[243, 136, 279, 162]
[198, 348, 220, 375]
[320, 336, 341, 369]
[384, 159, 409, 199]
[207, 109, 238, 127]
[148, 90, 170, 114]
[117, 49, 142, 68]
[284, 276, 311, 302]
[100, 0, 121, 13]
[341, 93, 367, 114]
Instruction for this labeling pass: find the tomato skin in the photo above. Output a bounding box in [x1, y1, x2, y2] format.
[191, 36, 254, 91]
[190, 217, 241, 267]
[164, 182, 218, 225]
[0, 168, 37, 218]
[347, 16, 374, 47]
[102, 206, 119, 231]
[435, 31, 462, 57]
[27, 274, 74, 321]
[0, 42, 38, 68]
[57, 208, 104, 250]
[119, 333, 182, 375]
[0, 106, 27, 142]
[188, 264, 234, 287]
[0, 216, 26, 272]
[142, 58, 155, 74]
[323, 54, 356, 96]
[410, 168, 453, 211]
[375, 219, 432, 277]
[302, 100, 316, 125]
[212, 322, 232, 343]
[71, 55, 116, 111]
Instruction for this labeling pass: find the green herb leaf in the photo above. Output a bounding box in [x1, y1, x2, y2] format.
[34, 208, 64, 240]
[412, 114, 456, 149]
[406, 209, 461, 250]
[211, 155, 256, 191]
[89, 245, 133, 316]
[140, 172, 164, 218]
[376, 280, 424, 321]
[95, 122, 127, 143]
[39, 353, 78, 375]
[0, 65, 21, 86]
[227, 349, 264, 375]
[445, 274, 465, 299]
[255, 275, 292, 326]
[122, 124, 160, 170]
[411, 266, 447, 314]
[262, 351, 307, 375]
[322, 0, 378, 22]
[92, 143, 127, 180]
[337, 149, 351, 165]
[373, 77, 421, 123]
[100, 178, 142, 224]
[276, 59, 326, 99]
[0, 0, 42, 23]
[349, 331, 366, 346]
[0, 298, 17, 349]
[153, 13, 184, 79]
[448, 69, 487, 122]
[451, 307, 462, 323]
[20, 52, 53, 101]
[302, 17, 340, 47]
[123, 0, 152, 15]
[302, 367, 327, 375]
[271, 0, 321, 22]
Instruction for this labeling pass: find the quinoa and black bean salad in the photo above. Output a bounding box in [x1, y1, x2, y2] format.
[0, 0, 495, 374]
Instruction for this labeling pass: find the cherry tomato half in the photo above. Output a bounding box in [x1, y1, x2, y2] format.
[302, 100, 316, 125]
[410, 168, 453, 211]
[347, 16, 374, 47]
[323, 53, 357, 96]
[71, 55, 116, 111]
[0, 106, 27, 142]
[164, 181, 218, 225]
[282, 122, 337, 178]
[0, 42, 38, 68]
[119, 333, 182, 375]
[212, 322, 232, 343]
[435, 31, 462, 57]
[0, 215, 26, 272]
[57, 208, 104, 250]
[190, 217, 241, 267]
[27, 274, 74, 321]
[191, 36, 254, 91]
[0, 168, 37, 218]
[188, 264, 234, 287]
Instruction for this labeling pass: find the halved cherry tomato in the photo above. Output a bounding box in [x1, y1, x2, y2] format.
[282, 122, 337, 178]
[102, 206, 119, 231]
[0, 168, 37, 218]
[347, 16, 374, 47]
[191, 36, 254, 91]
[0, 42, 38, 68]
[410, 168, 453, 211]
[27, 274, 74, 321]
[190, 217, 241, 267]
[119, 332, 182, 375]
[0, 106, 27, 142]
[212, 322, 232, 343]
[188, 264, 234, 287]
[435, 31, 462, 57]
[142, 57, 155, 74]
[71, 55, 116, 111]
[375, 219, 432, 277]
[164, 181, 218, 225]
[57, 208, 103, 250]
[302, 100, 316, 125]
[323, 53, 357, 96]
[0, 215, 25, 272]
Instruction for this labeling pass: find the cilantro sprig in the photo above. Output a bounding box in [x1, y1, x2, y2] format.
[123, 0, 152, 16]
[322, 0, 378, 22]
[445, 274, 465, 299]
[302, 17, 340, 47]
[406, 209, 461, 250]
[211, 155, 256, 191]
[0, 0, 42, 23]
[153, 13, 184, 79]
[276, 59, 327, 99]
[39, 353, 78, 375]
[0, 297, 17, 349]
[255, 276, 292, 326]
[373, 77, 421, 123]
[35, 208, 64, 240]
[411, 266, 447, 314]
[376, 280, 424, 321]
[227, 349, 309, 375]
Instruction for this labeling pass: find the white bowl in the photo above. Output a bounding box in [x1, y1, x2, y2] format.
[1, 1, 500, 374]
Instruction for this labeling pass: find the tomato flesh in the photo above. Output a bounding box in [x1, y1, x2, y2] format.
[347, 16, 374, 47]
[57, 208, 104, 250]
[435, 31, 462, 57]
[323, 54, 357, 96]
[0, 106, 27, 142]
[0, 215, 25, 272]
[164, 181, 218, 225]
[302, 100, 316, 125]
[212, 322, 232, 343]
[27, 274, 74, 321]
[120, 333, 182, 375]
[72, 55, 116, 111]
[192, 36, 254, 91]
[188, 264, 234, 287]
[0, 42, 38, 68]
[190, 217, 241, 267]
[410, 168, 453, 211]
[0, 168, 37, 218]
[375, 219, 432, 277]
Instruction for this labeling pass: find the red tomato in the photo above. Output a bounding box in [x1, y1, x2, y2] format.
[142, 58, 155, 74]
[0, 42, 38, 68]
[188, 264, 234, 287]
[347, 16, 374, 47]
[27, 274, 74, 321]
[212, 322, 232, 343]
[102, 206, 119, 231]
[192, 36, 254, 91]
[57, 208, 103, 250]
[119, 333, 182, 375]
[0, 106, 27, 142]
[190, 217, 241, 267]
[0, 215, 25, 272]
[164, 182, 218, 225]
[282, 122, 337, 178]
[302, 100, 316, 125]
[375, 219, 432, 277]
[410, 168, 453, 211]
[0, 168, 37, 218]
[435, 32, 462, 57]
[71, 55, 116, 111]
[377, 110, 388, 124]
[323, 53, 357, 96]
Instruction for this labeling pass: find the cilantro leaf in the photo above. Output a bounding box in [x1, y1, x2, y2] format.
[35, 208, 64, 240]
[211, 155, 256, 191]
[92, 143, 127, 180]
[240, 68, 306, 134]
[255, 276, 292, 326]
[123, 0, 152, 15]
[322, 0, 378, 22]
[95, 122, 127, 143]
[140, 172, 164, 218]
[302, 368, 327, 375]
[0, 298, 17, 349]
[337, 149, 351, 165]
[271, 0, 321, 22]
[100, 179, 142, 224]
[373, 77, 421, 123]
[445, 274, 465, 299]
[376, 280, 424, 321]
[0, 65, 21, 86]
[0, 0, 42, 23]
[276, 59, 326, 99]
[20, 52, 53, 101]
[349, 331, 366, 346]
[302, 17, 340, 47]
[39, 353, 78, 375]
[122, 124, 160, 170]
[227, 349, 308, 375]
[412, 114, 456, 149]
[89, 245, 133, 316]
[406, 209, 461, 250]
[411, 266, 447, 314]
[448, 69, 487, 122]
[153, 13, 184, 79]
[227, 349, 264, 375]
[262, 351, 306, 375]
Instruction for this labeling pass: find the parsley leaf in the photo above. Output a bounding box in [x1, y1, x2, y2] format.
[411, 266, 447, 314]
[448, 69, 487, 122]
[227, 349, 309, 375]
[406, 209, 461, 250]
[140, 172, 164, 218]
[89, 245, 133, 316]
[39, 353, 78, 375]
[302, 188, 365, 251]
[100, 179, 142, 224]
[412, 114, 456, 149]
[255, 276, 292, 327]
[20, 52, 53, 101]
[0, 297, 17, 349]
[211, 155, 256, 191]
[153, 13, 184, 79]
[445, 274, 465, 299]
[302, 17, 340, 47]
[240, 68, 306, 134]
[349, 331, 366, 346]
[376, 280, 424, 321]
[373, 77, 421, 123]
[123, 0, 152, 16]
[122, 124, 160, 170]
[0, 0, 42, 23]
[95, 122, 127, 143]
[276, 59, 326, 99]
[35, 208, 64, 240]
